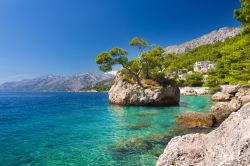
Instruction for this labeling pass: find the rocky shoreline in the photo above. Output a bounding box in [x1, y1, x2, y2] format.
[180, 87, 211, 96]
[157, 84, 250, 166]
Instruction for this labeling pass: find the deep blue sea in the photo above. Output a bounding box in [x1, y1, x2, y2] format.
[0, 92, 213, 166]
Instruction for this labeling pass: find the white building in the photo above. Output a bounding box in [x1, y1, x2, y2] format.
[193, 61, 216, 74]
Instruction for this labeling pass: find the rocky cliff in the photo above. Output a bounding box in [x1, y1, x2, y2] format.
[164, 27, 241, 54]
[157, 102, 250, 166]
[108, 74, 180, 106]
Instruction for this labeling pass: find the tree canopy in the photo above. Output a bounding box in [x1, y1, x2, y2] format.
[95, 0, 250, 91]
[130, 37, 148, 53]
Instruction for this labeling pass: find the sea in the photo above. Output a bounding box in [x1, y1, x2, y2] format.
[0, 92, 213, 166]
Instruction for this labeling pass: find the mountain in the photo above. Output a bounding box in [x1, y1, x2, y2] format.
[0, 72, 115, 92]
[80, 78, 115, 92]
[164, 27, 241, 54]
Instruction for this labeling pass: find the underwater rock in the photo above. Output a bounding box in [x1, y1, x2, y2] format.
[147, 144, 165, 157]
[146, 134, 172, 145]
[112, 137, 150, 153]
[134, 112, 157, 118]
[176, 112, 215, 128]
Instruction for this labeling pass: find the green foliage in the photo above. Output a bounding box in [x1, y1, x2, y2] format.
[165, 32, 250, 86]
[96, 52, 114, 72]
[109, 47, 128, 57]
[130, 37, 148, 52]
[80, 78, 115, 92]
[185, 72, 204, 87]
[95, 1, 250, 89]
[204, 70, 221, 93]
[141, 46, 164, 78]
[234, 0, 250, 33]
[234, 0, 250, 24]
[96, 48, 128, 72]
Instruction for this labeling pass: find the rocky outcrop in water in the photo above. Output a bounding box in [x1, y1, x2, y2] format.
[108, 74, 180, 106]
[177, 85, 250, 128]
[157, 102, 250, 166]
[176, 112, 215, 128]
[210, 85, 250, 122]
[164, 27, 241, 54]
[211, 92, 231, 102]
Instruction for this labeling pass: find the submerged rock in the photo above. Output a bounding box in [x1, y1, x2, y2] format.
[146, 134, 172, 145]
[109, 74, 180, 106]
[176, 112, 215, 128]
[156, 102, 250, 166]
[112, 137, 150, 153]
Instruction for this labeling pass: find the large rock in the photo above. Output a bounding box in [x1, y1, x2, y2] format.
[239, 95, 250, 105]
[176, 112, 215, 128]
[156, 102, 250, 166]
[221, 85, 240, 95]
[211, 92, 231, 102]
[210, 102, 233, 122]
[109, 75, 180, 106]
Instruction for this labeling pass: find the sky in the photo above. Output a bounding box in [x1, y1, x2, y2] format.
[0, 0, 241, 83]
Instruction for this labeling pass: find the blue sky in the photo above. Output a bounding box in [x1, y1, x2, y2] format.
[0, 0, 240, 83]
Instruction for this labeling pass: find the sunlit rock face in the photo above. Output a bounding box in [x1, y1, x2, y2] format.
[157, 102, 250, 166]
[108, 74, 180, 106]
[164, 27, 241, 54]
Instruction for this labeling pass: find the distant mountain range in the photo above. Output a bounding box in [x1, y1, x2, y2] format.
[164, 27, 241, 54]
[0, 72, 115, 92]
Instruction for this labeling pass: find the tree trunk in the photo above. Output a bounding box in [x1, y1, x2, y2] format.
[123, 66, 144, 88]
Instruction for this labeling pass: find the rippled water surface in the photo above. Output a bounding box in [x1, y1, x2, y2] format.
[0, 92, 213, 166]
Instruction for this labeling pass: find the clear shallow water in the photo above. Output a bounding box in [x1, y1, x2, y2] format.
[0, 92, 213, 166]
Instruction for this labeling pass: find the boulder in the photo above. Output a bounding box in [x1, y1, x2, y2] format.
[221, 84, 240, 95]
[156, 102, 250, 166]
[210, 102, 232, 122]
[227, 98, 242, 112]
[211, 92, 231, 102]
[176, 112, 215, 128]
[239, 95, 250, 105]
[235, 84, 250, 98]
[109, 74, 180, 106]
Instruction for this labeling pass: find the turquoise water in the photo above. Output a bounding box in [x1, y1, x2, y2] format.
[0, 93, 213, 166]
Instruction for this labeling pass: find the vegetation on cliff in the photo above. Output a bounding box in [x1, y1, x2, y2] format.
[95, 0, 250, 91]
[80, 78, 114, 92]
